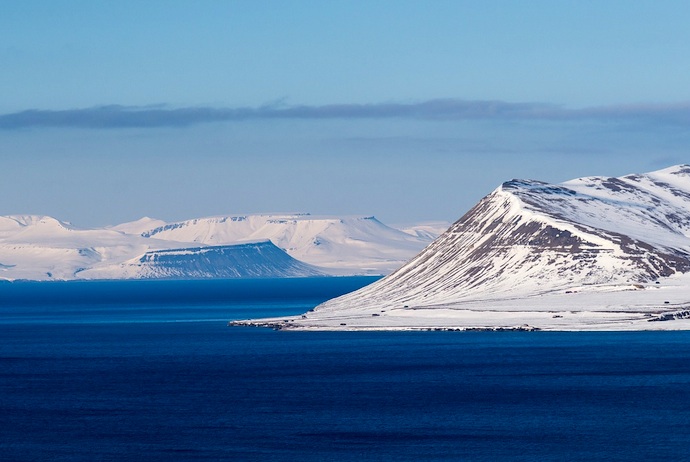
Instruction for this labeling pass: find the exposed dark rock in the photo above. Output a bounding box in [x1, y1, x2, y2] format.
[312, 165, 690, 313]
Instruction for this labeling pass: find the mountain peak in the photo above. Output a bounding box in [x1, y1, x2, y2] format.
[255, 164, 690, 331]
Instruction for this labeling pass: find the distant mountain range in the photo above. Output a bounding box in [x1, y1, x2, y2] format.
[234, 164, 690, 331]
[131, 214, 436, 275]
[0, 213, 443, 281]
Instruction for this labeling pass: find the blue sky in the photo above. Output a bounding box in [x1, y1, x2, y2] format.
[1, 1, 689, 227]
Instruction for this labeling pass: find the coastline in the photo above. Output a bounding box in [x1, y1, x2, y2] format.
[229, 279, 690, 331]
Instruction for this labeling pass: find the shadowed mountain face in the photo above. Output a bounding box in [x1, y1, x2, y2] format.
[82, 241, 325, 279]
[134, 242, 325, 279]
[316, 165, 690, 311]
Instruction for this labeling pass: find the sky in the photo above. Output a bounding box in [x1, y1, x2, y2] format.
[1, 0, 690, 228]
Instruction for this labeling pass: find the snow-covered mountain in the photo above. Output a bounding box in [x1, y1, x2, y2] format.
[0, 213, 437, 280]
[80, 241, 325, 279]
[0, 215, 158, 281]
[234, 165, 690, 331]
[135, 214, 432, 275]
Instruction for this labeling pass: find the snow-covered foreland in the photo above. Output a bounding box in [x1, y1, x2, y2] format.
[0, 214, 436, 281]
[232, 165, 690, 331]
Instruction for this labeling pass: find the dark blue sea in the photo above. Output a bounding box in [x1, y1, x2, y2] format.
[2, 277, 690, 461]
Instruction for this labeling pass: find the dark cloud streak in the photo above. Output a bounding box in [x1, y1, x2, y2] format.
[1, 99, 690, 129]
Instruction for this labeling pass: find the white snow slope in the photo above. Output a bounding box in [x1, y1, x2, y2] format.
[0, 214, 436, 280]
[0, 215, 159, 281]
[232, 165, 690, 331]
[397, 221, 453, 240]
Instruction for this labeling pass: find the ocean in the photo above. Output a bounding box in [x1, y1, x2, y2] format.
[1, 277, 690, 461]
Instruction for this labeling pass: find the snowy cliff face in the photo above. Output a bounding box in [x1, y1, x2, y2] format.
[136, 214, 432, 275]
[315, 165, 690, 312]
[80, 241, 325, 279]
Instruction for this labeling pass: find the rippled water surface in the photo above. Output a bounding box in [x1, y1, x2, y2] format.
[1, 278, 690, 461]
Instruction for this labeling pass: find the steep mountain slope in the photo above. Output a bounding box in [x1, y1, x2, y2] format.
[235, 165, 690, 331]
[80, 241, 325, 279]
[137, 214, 431, 274]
